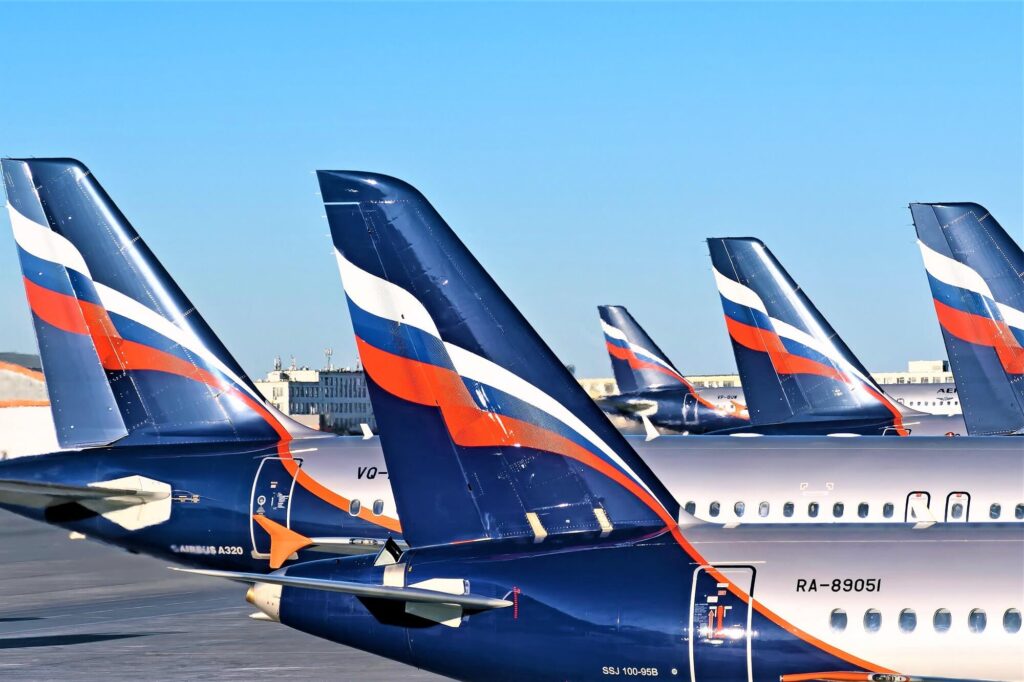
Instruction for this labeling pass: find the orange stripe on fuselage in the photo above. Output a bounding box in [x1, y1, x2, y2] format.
[357, 334, 892, 674]
[780, 673, 874, 682]
[934, 299, 1024, 374]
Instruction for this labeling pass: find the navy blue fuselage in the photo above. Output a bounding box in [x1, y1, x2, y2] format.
[271, 531, 886, 682]
[597, 390, 748, 434]
[0, 438, 400, 572]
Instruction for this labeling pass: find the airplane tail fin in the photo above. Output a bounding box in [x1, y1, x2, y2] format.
[597, 305, 695, 394]
[3, 158, 304, 448]
[910, 202, 1024, 435]
[707, 237, 907, 433]
[318, 171, 679, 548]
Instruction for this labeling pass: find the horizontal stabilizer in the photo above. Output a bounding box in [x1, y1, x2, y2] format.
[0, 477, 166, 506]
[0, 475, 171, 530]
[251, 513, 405, 569]
[172, 567, 512, 610]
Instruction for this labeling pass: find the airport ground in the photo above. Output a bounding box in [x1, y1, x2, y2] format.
[0, 514, 444, 680]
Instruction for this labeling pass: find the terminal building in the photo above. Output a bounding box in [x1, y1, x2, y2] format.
[254, 356, 376, 435]
[0, 353, 58, 459]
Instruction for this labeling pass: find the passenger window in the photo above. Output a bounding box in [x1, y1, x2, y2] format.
[857, 502, 869, 519]
[1016, 504, 1024, 520]
[934, 608, 952, 633]
[348, 499, 361, 516]
[950, 503, 964, 520]
[969, 609, 987, 633]
[1004, 608, 1022, 634]
[372, 499, 384, 516]
[684, 501, 696, 515]
[783, 502, 794, 518]
[758, 501, 770, 518]
[709, 501, 721, 517]
[830, 608, 847, 632]
[990, 503, 1002, 520]
[808, 502, 819, 518]
[863, 609, 881, 633]
[898, 609, 917, 633]
[833, 502, 844, 518]
[734, 501, 745, 517]
[883, 502, 894, 519]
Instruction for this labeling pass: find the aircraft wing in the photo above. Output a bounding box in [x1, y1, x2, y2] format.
[781, 672, 998, 682]
[172, 567, 512, 610]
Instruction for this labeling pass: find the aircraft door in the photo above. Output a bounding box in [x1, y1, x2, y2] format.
[683, 394, 700, 426]
[689, 565, 755, 682]
[250, 456, 302, 557]
[945, 492, 970, 522]
[905, 491, 932, 524]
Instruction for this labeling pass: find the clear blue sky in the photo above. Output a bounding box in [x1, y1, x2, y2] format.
[1, 2, 1021, 379]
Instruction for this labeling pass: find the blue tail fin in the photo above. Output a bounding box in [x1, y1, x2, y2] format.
[707, 237, 907, 433]
[318, 171, 679, 548]
[598, 305, 695, 394]
[2, 158, 300, 447]
[910, 203, 1024, 435]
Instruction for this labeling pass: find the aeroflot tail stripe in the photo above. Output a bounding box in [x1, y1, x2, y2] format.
[355, 334, 669, 522]
[9, 204, 92, 279]
[11, 207, 268, 409]
[723, 315, 907, 433]
[19, 248, 400, 531]
[337, 249, 658, 500]
[933, 299, 1024, 374]
[605, 341, 687, 385]
[599, 320, 682, 377]
[919, 239, 1024, 332]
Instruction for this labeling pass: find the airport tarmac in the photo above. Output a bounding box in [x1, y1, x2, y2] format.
[0, 514, 445, 681]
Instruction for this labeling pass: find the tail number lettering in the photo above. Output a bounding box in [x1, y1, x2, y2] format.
[796, 578, 880, 593]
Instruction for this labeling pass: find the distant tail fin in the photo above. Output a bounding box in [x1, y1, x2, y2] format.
[707, 237, 907, 432]
[3, 158, 301, 447]
[598, 305, 694, 394]
[910, 203, 1024, 435]
[318, 171, 679, 548]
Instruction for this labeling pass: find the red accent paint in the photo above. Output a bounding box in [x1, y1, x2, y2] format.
[605, 341, 744, 417]
[23, 277, 90, 335]
[358, 333, 895, 674]
[512, 586, 520, 620]
[24, 278, 402, 534]
[779, 673, 875, 682]
[934, 298, 1024, 374]
[724, 315, 907, 436]
[357, 335, 670, 524]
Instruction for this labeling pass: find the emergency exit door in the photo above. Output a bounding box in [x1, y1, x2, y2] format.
[689, 565, 755, 682]
[683, 393, 700, 426]
[249, 456, 301, 557]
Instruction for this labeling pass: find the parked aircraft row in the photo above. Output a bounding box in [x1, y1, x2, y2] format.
[597, 227, 1021, 438]
[0, 158, 1021, 681]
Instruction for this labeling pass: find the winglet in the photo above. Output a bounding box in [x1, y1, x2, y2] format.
[252, 514, 313, 569]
